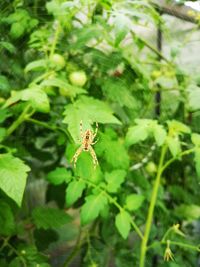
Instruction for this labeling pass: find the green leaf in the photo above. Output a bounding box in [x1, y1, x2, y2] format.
[0, 75, 11, 93]
[3, 86, 50, 113]
[191, 133, 200, 147]
[0, 109, 10, 123]
[96, 130, 129, 169]
[10, 244, 50, 266]
[32, 207, 72, 229]
[66, 179, 86, 207]
[126, 119, 167, 146]
[166, 135, 181, 157]
[69, 25, 102, 50]
[115, 211, 131, 239]
[63, 96, 121, 141]
[21, 86, 50, 113]
[0, 41, 16, 53]
[125, 194, 145, 211]
[41, 77, 86, 98]
[187, 84, 200, 111]
[0, 201, 15, 235]
[112, 13, 130, 46]
[194, 148, 200, 177]
[102, 78, 137, 109]
[0, 128, 6, 142]
[126, 124, 148, 146]
[25, 59, 48, 73]
[66, 143, 102, 184]
[10, 22, 25, 39]
[153, 124, 166, 146]
[167, 120, 191, 134]
[175, 204, 200, 220]
[46, 167, 72, 185]
[2, 90, 22, 108]
[105, 169, 126, 193]
[81, 194, 108, 225]
[0, 154, 30, 206]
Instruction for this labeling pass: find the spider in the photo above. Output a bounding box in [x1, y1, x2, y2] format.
[71, 120, 98, 168]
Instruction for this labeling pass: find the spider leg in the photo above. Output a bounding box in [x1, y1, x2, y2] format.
[88, 146, 98, 168]
[80, 120, 84, 139]
[91, 139, 99, 145]
[93, 122, 98, 139]
[71, 146, 83, 168]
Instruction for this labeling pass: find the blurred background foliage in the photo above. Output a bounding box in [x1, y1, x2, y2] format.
[0, 0, 200, 266]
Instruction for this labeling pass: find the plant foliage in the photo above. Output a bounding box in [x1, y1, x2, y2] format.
[0, 0, 200, 266]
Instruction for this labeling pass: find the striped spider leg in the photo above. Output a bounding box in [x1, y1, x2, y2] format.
[71, 121, 99, 168]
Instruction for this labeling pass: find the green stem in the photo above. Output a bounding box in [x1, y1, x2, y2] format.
[161, 227, 173, 243]
[79, 177, 144, 240]
[139, 144, 167, 267]
[131, 31, 171, 64]
[31, 71, 54, 85]
[6, 242, 27, 267]
[49, 21, 61, 58]
[161, 148, 195, 173]
[26, 117, 73, 142]
[62, 229, 82, 267]
[6, 104, 32, 137]
[162, 240, 200, 252]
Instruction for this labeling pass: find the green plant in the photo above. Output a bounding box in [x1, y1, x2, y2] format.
[0, 0, 200, 266]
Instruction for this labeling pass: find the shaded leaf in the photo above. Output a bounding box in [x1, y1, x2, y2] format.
[175, 204, 200, 220]
[102, 78, 137, 109]
[32, 207, 72, 229]
[96, 130, 129, 169]
[0, 201, 15, 235]
[0, 128, 6, 142]
[194, 148, 200, 177]
[0, 41, 16, 53]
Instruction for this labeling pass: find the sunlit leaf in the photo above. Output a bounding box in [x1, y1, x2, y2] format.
[46, 167, 72, 185]
[166, 135, 181, 157]
[0, 154, 30, 206]
[63, 96, 121, 141]
[115, 210, 131, 239]
[105, 169, 126, 193]
[125, 194, 145, 211]
[25, 59, 48, 73]
[66, 179, 86, 207]
[81, 194, 108, 225]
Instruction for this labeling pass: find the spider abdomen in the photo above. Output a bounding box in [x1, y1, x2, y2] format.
[84, 143, 89, 151]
